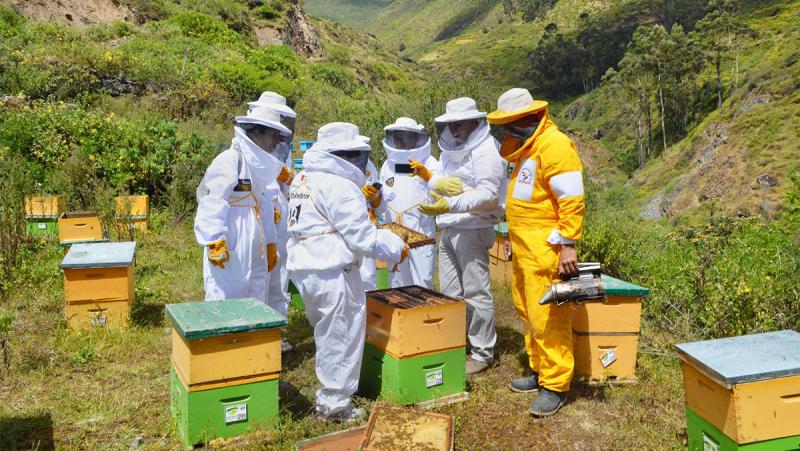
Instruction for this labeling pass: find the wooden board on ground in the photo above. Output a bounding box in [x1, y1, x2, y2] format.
[378, 222, 435, 249]
[415, 391, 469, 409]
[362, 406, 453, 451]
[295, 426, 366, 451]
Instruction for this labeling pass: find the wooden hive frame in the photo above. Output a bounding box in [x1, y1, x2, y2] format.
[378, 222, 435, 249]
[362, 406, 454, 451]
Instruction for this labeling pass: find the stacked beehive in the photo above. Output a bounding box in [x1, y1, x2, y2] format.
[115, 195, 149, 231]
[25, 195, 64, 237]
[58, 212, 105, 244]
[60, 242, 136, 330]
[675, 330, 800, 451]
[571, 275, 649, 384]
[360, 286, 467, 406]
[489, 222, 512, 287]
[166, 298, 287, 446]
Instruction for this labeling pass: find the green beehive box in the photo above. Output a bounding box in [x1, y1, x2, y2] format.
[289, 281, 304, 311]
[359, 343, 465, 406]
[686, 407, 800, 451]
[170, 364, 280, 446]
[376, 268, 389, 290]
[26, 218, 58, 236]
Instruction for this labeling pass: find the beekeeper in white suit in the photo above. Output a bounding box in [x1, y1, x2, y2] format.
[287, 122, 408, 422]
[379, 117, 441, 288]
[195, 106, 291, 303]
[248, 91, 297, 353]
[418, 97, 506, 375]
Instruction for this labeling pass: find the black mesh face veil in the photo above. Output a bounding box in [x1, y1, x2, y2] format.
[384, 129, 429, 150]
[330, 150, 369, 173]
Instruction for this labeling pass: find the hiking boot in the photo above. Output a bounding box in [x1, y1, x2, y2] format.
[280, 339, 293, 354]
[508, 373, 539, 393]
[466, 358, 490, 375]
[529, 388, 568, 417]
[315, 406, 365, 424]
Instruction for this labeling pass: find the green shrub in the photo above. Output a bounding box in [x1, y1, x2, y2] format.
[310, 62, 358, 91]
[248, 45, 301, 79]
[0, 4, 24, 37]
[168, 12, 244, 47]
[255, 5, 280, 20]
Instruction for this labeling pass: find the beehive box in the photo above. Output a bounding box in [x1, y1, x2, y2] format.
[26, 217, 58, 237]
[489, 256, 512, 287]
[115, 195, 149, 231]
[572, 275, 649, 384]
[60, 242, 136, 330]
[58, 212, 105, 244]
[295, 426, 366, 451]
[170, 364, 280, 446]
[685, 407, 800, 451]
[360, 343, 465, 406]
[676, 330, 800, 445]
[366, 286, 465, 358]
[362, 407, 453, 451]
[490, 222, 511, 261]
[25, 195, 64, 218]
[166, 299, 286, 387]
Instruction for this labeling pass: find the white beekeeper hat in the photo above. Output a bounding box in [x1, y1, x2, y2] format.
[247, 91, 296, 118]
[435, 97, 487, 123]
[384, 117, 425, 132]
[235, 106, 292, 136]
[487, 88, 548, 125]
[310, 122, 371, 152]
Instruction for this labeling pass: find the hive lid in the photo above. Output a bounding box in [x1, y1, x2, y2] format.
[602, 275, 649, 297]
[60, 241, 137, 269]
[675, 330, 800, 387]
[493, 222, 509, 236]
[166, 298, 287, 340]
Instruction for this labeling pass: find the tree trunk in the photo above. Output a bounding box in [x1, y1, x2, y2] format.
[715, 47, 722, 108]
[659, 86, 667, 152]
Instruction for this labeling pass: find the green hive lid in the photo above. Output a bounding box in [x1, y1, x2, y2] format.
[494, 222, 509, 236]
[165, 298, 287, 340]
[602, 275, 649, 297]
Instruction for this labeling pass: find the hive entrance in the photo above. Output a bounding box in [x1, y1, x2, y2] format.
[368, 286, 460, 309]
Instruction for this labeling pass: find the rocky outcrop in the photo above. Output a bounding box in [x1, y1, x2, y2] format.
[284, 0, 321, 57]
[10, 0, 133, 28]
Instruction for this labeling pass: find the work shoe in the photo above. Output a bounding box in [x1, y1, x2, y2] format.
[465, 358, 491, 375]
[281, 339, 293, 353]
[315, 406, 365, 424]
[508, 373, 539, 393]
[529, 388, 568, 417]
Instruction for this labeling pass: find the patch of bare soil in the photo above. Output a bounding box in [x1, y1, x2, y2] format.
[8, 0, 133, 28]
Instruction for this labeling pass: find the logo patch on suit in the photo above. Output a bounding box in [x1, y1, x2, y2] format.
[512, 158, 537, 202]
[386, 177, 395, 187]
[234, 178, 252, 192]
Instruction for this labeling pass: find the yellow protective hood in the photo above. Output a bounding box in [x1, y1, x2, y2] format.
[499, 109, 555, 162]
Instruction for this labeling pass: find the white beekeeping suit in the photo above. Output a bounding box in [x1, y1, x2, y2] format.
[420, 97, 507, 375]
[359, 152, 381, 291]
[380, 117, 441, 289]
[287, 122, 407, 422]
[248, 91, 297, 353]
[194, 106, 291, 303]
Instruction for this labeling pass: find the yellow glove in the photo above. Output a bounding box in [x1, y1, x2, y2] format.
[361, 184, 382, 209]
[409, 159, 432, 182]
[267, 243, 278, 272]
[433, 176, 464, 196]
[274, 208, 282, 225]
[208, 239, 230, 269]
[418, 191, 449, 216]
[277, 166, 294, 185]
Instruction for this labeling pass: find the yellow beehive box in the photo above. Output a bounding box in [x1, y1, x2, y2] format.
[60, 242, 137, 331]
[115, 195, 149, 217]
[58, 212, 104, 244]
[676, 330, 800, 444]
[572, 296, 642, 334]
[573, 332, 639, 383]
[25, 195, 65, 218]
[66, 299, 130, 330]
[366, 286, 465, 358]
[166, 299, 287, 387]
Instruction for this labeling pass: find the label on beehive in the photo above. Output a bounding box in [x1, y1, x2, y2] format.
[90, 312, 107, 327]
[225, 403, 247, 424]
[702, 434, 718, 451]
[426, 369, 443, 388]
[599, 349, 617, 368]
[38, 223, 47, 230]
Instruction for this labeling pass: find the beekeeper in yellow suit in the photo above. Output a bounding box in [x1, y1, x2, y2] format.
[487, 88, 584, 417]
